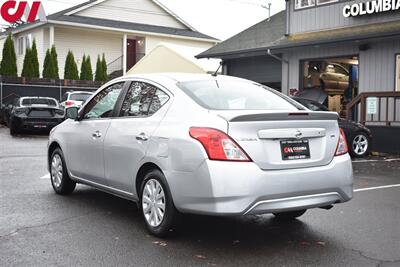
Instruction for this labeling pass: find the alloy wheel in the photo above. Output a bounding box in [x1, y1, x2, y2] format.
[352, 134, 368, 156]
[51, 154, 63, 188]
[142, 179, 166, 227]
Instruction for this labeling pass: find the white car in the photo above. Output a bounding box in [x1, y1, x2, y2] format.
[60, 91, 93, 109]
[48, 73, 353, 236]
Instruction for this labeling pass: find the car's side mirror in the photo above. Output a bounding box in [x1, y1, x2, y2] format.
[65, 107, 79, 120]
[7, 104, 13, 109]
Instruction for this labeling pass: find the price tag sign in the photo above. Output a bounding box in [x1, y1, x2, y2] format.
[367, 97, 377, 115]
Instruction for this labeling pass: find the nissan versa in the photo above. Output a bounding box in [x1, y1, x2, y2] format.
[47, 73, 354, 236]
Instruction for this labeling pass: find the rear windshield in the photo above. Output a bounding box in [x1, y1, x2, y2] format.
[70, 93, 92, 101]
[178, 80, 301, 111]
[22, 98, 57, 107]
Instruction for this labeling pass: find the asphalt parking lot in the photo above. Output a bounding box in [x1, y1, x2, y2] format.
[0, 125, 399, 267]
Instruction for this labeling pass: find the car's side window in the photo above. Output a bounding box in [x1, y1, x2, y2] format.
[120, 82, 169, 117]
[82, 82, 124, 120]
[334, 65, 348, 76]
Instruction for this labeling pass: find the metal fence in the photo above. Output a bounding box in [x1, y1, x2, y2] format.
[0, 78, 102, 106]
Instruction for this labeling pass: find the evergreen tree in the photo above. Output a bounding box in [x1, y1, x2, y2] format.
[21, 47, 33, 78]
[101, 54, 107, 81]
[31, 39, 39, 78]
[0, 34, 17, 76]
[43, 49, 57, 79]
[42, 49, 51, 78]
[86, 55, 93, 81]
[64, 50, 79, 80]
[50, 45, 59, 79]
[95, 55, 103, 81]
[80, 55, 87, 80]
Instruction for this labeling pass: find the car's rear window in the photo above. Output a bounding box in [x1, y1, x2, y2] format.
[22, 98, 57, 107]
[178, 80, 301, 111]
[70, 93, 92, 101]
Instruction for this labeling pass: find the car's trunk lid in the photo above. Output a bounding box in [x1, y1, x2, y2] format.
[213, 110, 340, 170]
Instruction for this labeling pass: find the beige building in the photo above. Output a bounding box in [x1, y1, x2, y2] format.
[0, 0, 218, 79]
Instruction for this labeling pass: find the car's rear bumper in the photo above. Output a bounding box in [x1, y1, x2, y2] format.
[13, 117, 64, 131]
[168, 154, 353, 216]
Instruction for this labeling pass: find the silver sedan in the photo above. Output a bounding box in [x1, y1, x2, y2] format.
[48, 73, 353, 236]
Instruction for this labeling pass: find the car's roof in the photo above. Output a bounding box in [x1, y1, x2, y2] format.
[68, 91, 93, 94]
[119, 73, 249, 83]
[20, 96, 57, 101]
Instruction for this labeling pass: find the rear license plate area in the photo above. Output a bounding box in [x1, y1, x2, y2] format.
[280, 140, 310, 160]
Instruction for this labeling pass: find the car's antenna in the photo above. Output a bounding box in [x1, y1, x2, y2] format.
[212, 61, 223, 77]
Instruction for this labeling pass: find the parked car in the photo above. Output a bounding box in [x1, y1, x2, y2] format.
[7, 97, 65, 135]
[292, 97, 372, 158]
[60, 91, 93, 109]
[320, 63, 349, 91]
[48, 74, 353, 237]
[0, 103, 5, 125]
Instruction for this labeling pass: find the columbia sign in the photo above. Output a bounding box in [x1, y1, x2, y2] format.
[0, 0, 46, 23]
[343, 0, 400, 17]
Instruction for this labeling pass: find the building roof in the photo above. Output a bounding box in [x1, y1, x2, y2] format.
[4, 0, 217, 42]
[198, 10, 400, 58]
[197, 11, 286, 58]
[271, 19, 400, 49]
[127, 43, 220, 75]
[48, 15, 217, 40]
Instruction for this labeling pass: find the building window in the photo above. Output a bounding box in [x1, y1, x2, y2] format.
[25, 34, 32, 49]
[396, 55, 400, 92]
[17, 37, 24, 55]
[295, 0, 315, 9]
[317, 0, 338, 5]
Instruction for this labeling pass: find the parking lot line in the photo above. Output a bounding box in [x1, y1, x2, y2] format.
[352, 158, 400, 163]
[40, 174, 50, 179]
[354, 184, 400, 192]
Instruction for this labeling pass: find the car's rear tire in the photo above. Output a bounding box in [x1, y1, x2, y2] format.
[273, 210, 307, 220]
[140, 169, 179, 237]
[350, 132, 370, 158]
[50, 148, 76, 195]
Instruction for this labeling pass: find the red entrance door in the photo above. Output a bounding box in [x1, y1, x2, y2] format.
[126, 39, 137, 70]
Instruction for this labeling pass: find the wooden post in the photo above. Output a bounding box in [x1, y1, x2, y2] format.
[360, 95, 366, 125]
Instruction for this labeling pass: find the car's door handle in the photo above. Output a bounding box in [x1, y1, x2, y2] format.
[92, 131, 102, 139]
[136, 133, 149, 141]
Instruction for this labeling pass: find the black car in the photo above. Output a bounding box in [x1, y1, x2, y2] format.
[292, 97, 372, 158]
[6, 97, 65, 135]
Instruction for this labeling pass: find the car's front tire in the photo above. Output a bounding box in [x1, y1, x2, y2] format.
[350, 132, 370, 158]
[273, 210, 307, 220]
[50, 148, 76, 195]
[140, 169, 179, 237]
[9, 120, 20, 136]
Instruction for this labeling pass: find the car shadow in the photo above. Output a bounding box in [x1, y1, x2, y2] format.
[68, 186, 333, 252]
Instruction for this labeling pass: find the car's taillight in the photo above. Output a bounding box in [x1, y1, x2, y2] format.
[335, 129, 348, 156]
[65, 101, 74, 107]
[189, 127, 251, 162]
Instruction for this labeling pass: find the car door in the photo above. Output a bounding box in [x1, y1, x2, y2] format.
[103, 80, 171, 194]
[333, 64, 350, 90]
[66, 82, 126, 185]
